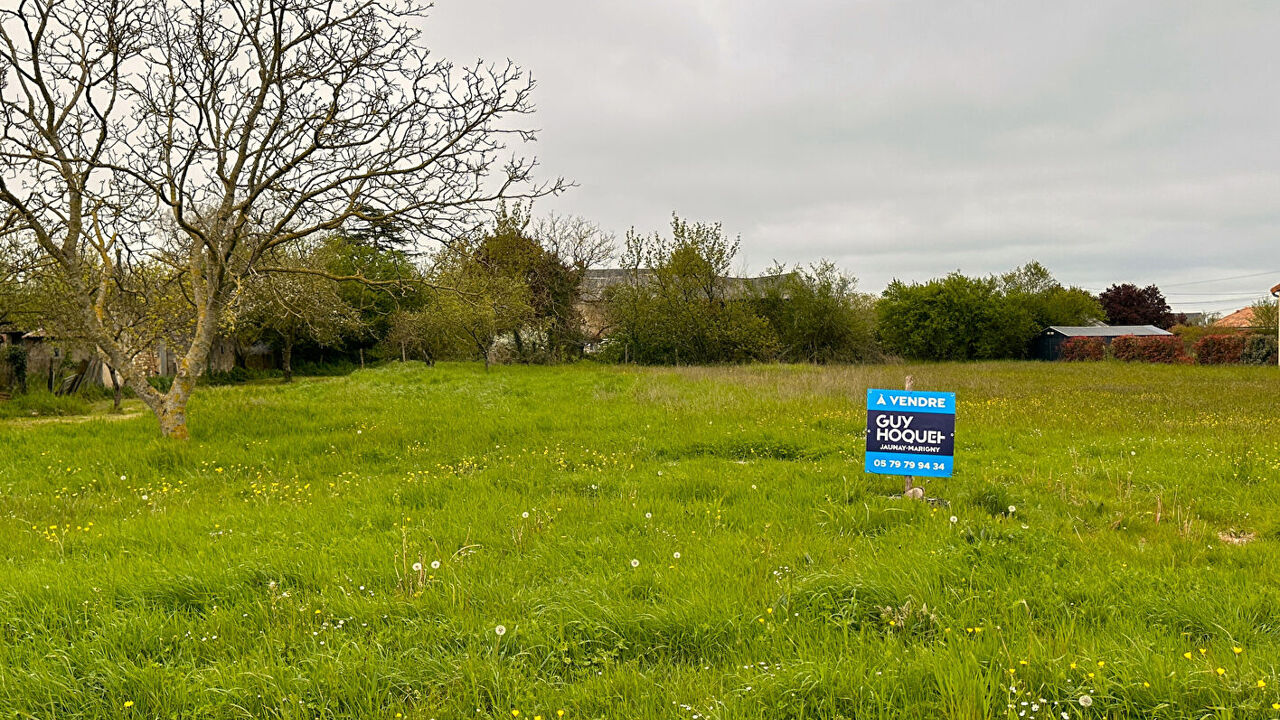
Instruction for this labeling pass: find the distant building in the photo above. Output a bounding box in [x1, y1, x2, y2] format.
[1035, 325, 1172, 361]
[1213, 306, 1257, 329]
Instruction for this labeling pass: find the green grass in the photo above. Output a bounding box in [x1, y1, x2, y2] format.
[1, 361, 1279, 719]
[0, 387, 96, 419]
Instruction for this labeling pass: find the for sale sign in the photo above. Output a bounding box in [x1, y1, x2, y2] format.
[865, 389, 956, 478]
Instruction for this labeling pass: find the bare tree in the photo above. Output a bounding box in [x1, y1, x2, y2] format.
[533, 213, 614, 274]
[0, 0, 560, 437]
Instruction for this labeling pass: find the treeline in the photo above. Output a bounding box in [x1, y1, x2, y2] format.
[4, 209, 1277, 385]
[596, 216, 1111, 363]
[227, 203, 615, 373]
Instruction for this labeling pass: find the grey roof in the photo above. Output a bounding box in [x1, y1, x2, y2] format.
[1044, 325, 1172, 337]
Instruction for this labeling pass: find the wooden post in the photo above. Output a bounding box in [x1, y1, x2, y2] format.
[903, 375, 919, 497]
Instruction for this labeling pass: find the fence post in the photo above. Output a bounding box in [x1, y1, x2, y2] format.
[903, 375, 919, 497]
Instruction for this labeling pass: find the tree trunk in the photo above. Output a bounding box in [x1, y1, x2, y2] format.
[109, 365, 122, 413]
[400, 341, 406, 362]
[282, 332, 294, 383]
[122, 369, 196, 440]
[158, 398, 190, 440]
[512, 329, 525, 361]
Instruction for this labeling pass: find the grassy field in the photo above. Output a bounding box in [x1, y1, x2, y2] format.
[2, 361, 1279, 719]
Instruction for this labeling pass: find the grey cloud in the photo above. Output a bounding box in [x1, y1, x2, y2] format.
[425, 0, 1280, 309]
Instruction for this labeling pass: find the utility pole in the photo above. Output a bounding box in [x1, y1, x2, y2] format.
[1272, 283, 1280, 368]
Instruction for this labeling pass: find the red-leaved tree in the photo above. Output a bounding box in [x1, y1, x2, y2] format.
[1098, 284, 1177, 329]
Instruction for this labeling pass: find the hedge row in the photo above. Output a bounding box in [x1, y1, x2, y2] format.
[1112, 335, 1189, 363]
[1061, 333, 1278, 365]
[1194, 335, 1246, 364]
[1060, 336, 1104, 361]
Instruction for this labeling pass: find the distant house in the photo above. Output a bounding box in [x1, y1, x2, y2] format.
[1214, 307, 1257, 329]
[1035, 325, 1172, 361]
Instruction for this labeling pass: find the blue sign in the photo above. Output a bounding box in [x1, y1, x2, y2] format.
[865, 389, 956, 478]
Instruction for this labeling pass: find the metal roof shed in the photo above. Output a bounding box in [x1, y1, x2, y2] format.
[1036, 325, 1171, 360]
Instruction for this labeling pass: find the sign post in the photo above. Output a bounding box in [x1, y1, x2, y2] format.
[865, 381, 956, 496]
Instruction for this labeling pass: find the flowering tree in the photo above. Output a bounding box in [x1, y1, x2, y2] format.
[0, 0, 559, 437]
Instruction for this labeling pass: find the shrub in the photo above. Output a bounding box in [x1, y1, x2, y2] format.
[1110, 335, 1139, 361]
[752, 261, 880, 363]
[1060, 336, 1104, 361]
[604, 216, 780, 364]
[1242, 335, 1278, 366]
[876, 273, 1035, 361]
[2, 344, 27, 392]
[1112, 335, 1187, 363]
[1194, 334, 1246, 365]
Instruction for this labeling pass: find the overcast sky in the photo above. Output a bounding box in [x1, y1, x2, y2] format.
[425, 1, 1279, 311]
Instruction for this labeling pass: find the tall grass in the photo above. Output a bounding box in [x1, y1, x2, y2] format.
[0, 387, 93, 419]
[0, 361, 1278, 718]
